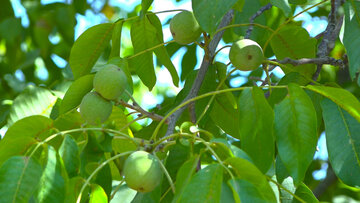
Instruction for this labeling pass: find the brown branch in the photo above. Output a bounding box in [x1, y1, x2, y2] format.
[245, 3, 272, 39]
[117, 100, 166, 123]
[313, 164, 337, 198]
[164, 10, 235, 137]
[276, 57, 346, 68]
[312, 0, 343, 81]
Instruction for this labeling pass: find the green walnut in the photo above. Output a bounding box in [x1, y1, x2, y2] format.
[79, 92, 112, 125]
[170, 10, 202, 45]
[229, 39, 264, 71]
[93, 64, 127, 100]
[123, 151, 163, 193]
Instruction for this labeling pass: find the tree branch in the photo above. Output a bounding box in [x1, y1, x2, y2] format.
[117, 100, 166, 123]
[164, 10, 235, 137]
[313, 164, 337, 198]
[312, 0, 343, 81]
[245, 3, 272, 39]
[275, 56, 346, 68]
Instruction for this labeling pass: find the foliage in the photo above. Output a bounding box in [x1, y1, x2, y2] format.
[0, 0, 360, 202]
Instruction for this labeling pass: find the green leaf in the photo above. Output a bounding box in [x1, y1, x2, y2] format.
[274, 83, 317, 185]
[192, 0, 238, 34]
[225, 157, 277, 202]
[59, 134, 80, 177]
[7, 86, 58, 125]
[73, 0, 87, 14]
[278, 177, 296, 203]
[275, 155, 289, 183]
[165, 142, 191, 182]
[132, 187, 161, 203]
[271, 0, 292, 17]
[221, 181, 236, 203]
[211, 139, 234, 160]
[0, 116, 53, 166]
[289, 0, 307, 4]
[277, 177, 317, 203]
[129, 16, 157, 90]
[180, 44, 197, 81]
[238, 86, 275, 173]
[210, 88, 240, 139]
[110, 184, 137, 202]
[35, 146, 66, 203]
[230, 145, 253, 163]
[0, 0, 14, 21]
[306, 85, 360, 123]
[321, 98, 360, 187]
[232, 0, 245, 12]
[270, 25, 317, 78]
[0, 156, 43, 203]
[109, 20, 124, 59]
[172, 156, 200, 203]
[268, 72, 306, 107]
[95, 162, 112, 198]
[343, 2, 360, 83]
[229, 179, 275, 203]
[69, 23, 114, 79]
[293, 183, 318, 203]
[232, 0, 266, 41]
[0, 17, 22, 45]
[55, 4, 75, 44]
[178, 164, 223, 203]
[0, 103, 11, 128]
[148, 13, 179, 86]
[141, 0, 154, 17]
[65, 177, 86, 203]
[90, 184, 108, 203]
[60, 74, 94, 114]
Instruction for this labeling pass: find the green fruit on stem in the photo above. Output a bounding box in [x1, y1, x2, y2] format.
[93, 64, 127, 100]
[180, 121, 193, 134]
[123, 151, 163, 193]
[79, 92, 112, 125]
[170, 10, 202, 45]
[229, 39, 264, 71]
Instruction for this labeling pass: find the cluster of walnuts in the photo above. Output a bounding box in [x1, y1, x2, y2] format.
[78, 10, 265, 194]
[170, 11, 264, 71]
[79, 64, 127, 125]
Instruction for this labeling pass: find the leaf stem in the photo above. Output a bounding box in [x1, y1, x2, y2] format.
[110, 179, 125, 200]
[151, 85, 289, 141]
[127, 40, 175, 59]
[267, 177, 306, 203]
[153, 152, 176, 194]
[76, 151, 135, 203]
[196, 68, 237, 124]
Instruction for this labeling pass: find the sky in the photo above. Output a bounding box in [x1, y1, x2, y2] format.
[8, 0, 329, 179]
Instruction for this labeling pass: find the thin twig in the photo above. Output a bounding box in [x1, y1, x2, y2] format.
[245, 3, 272, 39]
[117, 100, 166, 123]
[164, 10, 235, 137]
[313, 0, 343, 81]
[276, 57, 346, 68]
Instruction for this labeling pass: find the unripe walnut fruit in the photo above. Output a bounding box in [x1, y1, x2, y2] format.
[93, 64, 127, 100]
[79, 92, 112, 125]
[170, 11, 202, 45]
[123, 151, 163, 193]
[229, 39, 264, 71]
